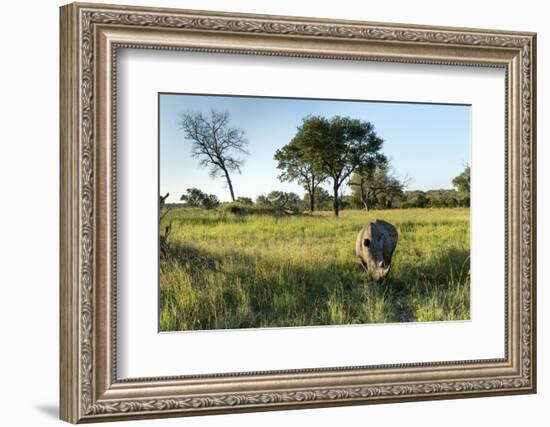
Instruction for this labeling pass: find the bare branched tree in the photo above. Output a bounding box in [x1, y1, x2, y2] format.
[178, 110, 249, 201]
[159, 192, 170, 208]
[350, 166, 410, 211]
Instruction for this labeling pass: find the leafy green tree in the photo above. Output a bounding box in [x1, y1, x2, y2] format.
[403, 191, 429, 208]
[274, 141, 326, 212]
[202, 194, 220, 210]
[255, 194, 271, 206]
[178, 110, 249, 201]
[445, 193, 459, 208]
[452, 166, 470, 194]
[291, 115, 385, 216]
[425, 189, 461, 208]
[452, 166, 470, 207]
[180, 188, 219, 209]
[180, 188, 205, 207]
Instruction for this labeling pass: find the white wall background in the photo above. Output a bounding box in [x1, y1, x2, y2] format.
[0, 0, 545, 426]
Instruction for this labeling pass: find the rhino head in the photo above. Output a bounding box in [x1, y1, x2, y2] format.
[356, 220, 398, 281]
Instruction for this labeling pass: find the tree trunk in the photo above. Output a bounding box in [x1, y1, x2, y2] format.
[332, 182, 340, 217]
[308, 181, 315, 212]
[222, 168, 236, 201]
[359, 178, 368, 211]
[364, 188, 371, 211]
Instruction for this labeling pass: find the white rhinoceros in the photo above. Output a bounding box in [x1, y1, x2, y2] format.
[355, 220, 398, 281]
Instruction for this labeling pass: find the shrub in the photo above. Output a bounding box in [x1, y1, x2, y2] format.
[219, 201, 250, 215]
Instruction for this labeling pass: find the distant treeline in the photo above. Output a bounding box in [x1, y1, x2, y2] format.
[165, 185, 469, 216]
[392, 189, 469, 209]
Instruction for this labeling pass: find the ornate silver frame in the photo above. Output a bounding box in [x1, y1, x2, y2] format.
[60, 2, 536, 423]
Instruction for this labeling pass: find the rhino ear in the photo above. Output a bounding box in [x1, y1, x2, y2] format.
[363, 238, 370, 247]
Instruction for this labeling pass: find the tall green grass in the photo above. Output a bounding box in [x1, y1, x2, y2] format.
[160, 208, 470, 331]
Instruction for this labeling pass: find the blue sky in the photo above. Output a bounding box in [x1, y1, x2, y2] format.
[159, 93, 470, 203]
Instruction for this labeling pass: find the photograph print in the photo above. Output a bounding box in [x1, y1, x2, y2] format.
[159, 93, 471, 332]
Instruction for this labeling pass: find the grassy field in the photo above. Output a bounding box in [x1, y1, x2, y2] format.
[159, 207, 470, 331]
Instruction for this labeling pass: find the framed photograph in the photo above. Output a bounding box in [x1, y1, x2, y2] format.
[60, 2, 537, 423]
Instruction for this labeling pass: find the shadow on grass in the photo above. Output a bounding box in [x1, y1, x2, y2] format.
[380, 247, 470, 322]
[162, 240, 218, 271]
[160, 240, 470, 330]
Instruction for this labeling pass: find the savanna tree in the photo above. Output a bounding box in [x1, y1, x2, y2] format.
[292, 115, 385, 216]
[256, 191, 302, 214]
[274, 140, 326, 212]
[180, 187, 220, 209]
[349, 165, 408, 210]
[452, 165, 471, 207]
[178, 110, 249, 201]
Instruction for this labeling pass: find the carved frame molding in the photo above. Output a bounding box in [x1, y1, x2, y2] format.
[60, 2, 536, 423]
